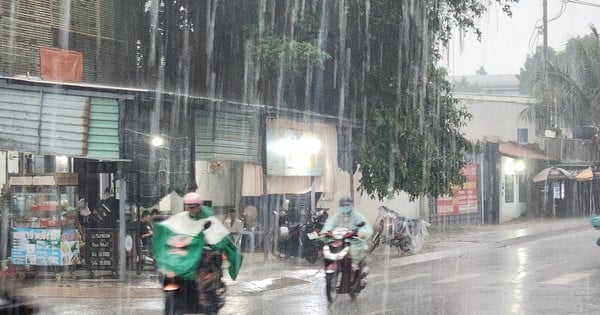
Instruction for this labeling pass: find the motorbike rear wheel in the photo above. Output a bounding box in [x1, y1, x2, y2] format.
[303, 245, 319, 264]
[368, 232, 381, 253]
[325, 271, 339, 304]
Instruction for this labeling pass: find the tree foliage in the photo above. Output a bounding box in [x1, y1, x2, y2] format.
[452, 77, 483, 93]
[520, 26, 600, 131]
[348, 0, 515, 200]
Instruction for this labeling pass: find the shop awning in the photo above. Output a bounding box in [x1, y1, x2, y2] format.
[499, 143, 552, 160]
[574, 167, 594, 181]
[532, 167, 571, 182]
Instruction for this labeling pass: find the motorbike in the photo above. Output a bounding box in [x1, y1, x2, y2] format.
[277, 208, 327, 264]
[322, 222, 367, 304]
[161, 221, 227, 315]
[196, 248, 227, 314]
[368, 206, 429, 254]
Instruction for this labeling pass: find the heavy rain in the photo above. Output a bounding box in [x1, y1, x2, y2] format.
[0, 0, 599, 314]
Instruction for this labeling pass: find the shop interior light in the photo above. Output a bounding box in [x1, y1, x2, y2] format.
[504, 159, 515, 175]
[151, 136, 165, 147]
[515, 160, 525, 172]
[56, 155, 69, 172]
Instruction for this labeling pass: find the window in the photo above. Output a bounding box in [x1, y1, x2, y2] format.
[518, 174, 527, 203]
[517, 128, 528, 143]
[505, 175, 514, 203]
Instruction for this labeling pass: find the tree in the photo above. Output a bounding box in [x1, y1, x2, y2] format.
[517, 46, 558, 95]
[476, 66, 488, 75]
[521, 26, 600, 131]
[348, 0, 516, 200]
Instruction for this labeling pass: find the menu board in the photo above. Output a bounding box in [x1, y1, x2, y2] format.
[11, 228, 80, 266]
[86, 228, 115, 270]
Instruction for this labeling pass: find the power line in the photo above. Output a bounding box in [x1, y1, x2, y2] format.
[549, 0, 568, 21]
[566, 0, 600, 8]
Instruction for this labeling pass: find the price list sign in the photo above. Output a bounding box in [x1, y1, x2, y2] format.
[86, 229, 115, 270]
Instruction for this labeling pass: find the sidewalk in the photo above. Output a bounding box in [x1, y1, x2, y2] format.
[11, 216, 592, 298]
[379, 216, 589, 268]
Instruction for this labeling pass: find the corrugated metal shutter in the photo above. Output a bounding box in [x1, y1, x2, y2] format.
[0, 87, 89, 156]
[195, 102, 261, 163]
[86, 98, 119, 160]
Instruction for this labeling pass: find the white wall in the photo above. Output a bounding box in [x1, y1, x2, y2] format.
[457, 94, 536, 144]
[319, 169, 423, 226]
[0, 151, 20, 190]
[157, 161, 238, 214]
[194, 160, 237, 210]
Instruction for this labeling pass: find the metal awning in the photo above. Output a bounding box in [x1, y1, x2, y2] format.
[499, 143, 552, 160]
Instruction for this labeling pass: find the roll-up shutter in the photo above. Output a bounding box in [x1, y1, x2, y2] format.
[86, 98, 119, 160]
[195, 102, 261, 163]
[0, 87, 89, 156]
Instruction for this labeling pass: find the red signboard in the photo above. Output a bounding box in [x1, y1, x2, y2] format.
[39, 47, 83, 82]
[436, 163, 478, 215]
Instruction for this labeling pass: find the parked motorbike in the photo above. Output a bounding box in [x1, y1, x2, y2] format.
[277, 208, 328, 264]
[368, 206, 429, 254]
[322, 222, 367, 304]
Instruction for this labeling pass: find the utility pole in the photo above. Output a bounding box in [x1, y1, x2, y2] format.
[543, 0, 548, 68]
[542, 0, 554, 128]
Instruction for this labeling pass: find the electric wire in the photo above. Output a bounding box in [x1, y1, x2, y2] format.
[566, 0, 600, 9]
[549, 0, 568, 22]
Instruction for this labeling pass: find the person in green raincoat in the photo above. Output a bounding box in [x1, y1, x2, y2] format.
[153, 192, 243, 314]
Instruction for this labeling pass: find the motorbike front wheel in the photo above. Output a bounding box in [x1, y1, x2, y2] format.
[325, 271, 339, 304]
[164, 290, 178, 315]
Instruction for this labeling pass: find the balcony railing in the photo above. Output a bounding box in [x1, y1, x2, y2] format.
[542, 137, 600, 164]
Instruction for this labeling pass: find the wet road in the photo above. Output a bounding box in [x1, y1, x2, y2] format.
[32, 229, 600, 314]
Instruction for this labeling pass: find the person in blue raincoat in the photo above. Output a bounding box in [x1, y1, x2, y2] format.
[320, 196, 373, 278]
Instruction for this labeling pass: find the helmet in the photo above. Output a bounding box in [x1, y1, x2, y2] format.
[183, 192, 203, 205]
[339, 196, 354, 207]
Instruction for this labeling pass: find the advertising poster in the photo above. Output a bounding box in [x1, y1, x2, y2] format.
[11, 228, 79, 266]
[436, 164, 479, 215]
[61, 229, 81, 265]
[266, 126, 324, 176]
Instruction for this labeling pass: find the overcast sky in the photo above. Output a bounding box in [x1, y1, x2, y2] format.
[444, 0, 600, 76]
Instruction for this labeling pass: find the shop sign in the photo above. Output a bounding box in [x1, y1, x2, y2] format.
[266, 126, 325, 176]
[87, 228, 115, 270]
[10, 228, 79, 266]
[32, 176, 56, 186]
[436, 163, 479, 215]
[8, 176, 32, 186]
[56, 173, 78, 185]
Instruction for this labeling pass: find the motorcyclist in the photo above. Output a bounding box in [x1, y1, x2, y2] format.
[320, 196, 373, 285]
[153, 192, 243, 314]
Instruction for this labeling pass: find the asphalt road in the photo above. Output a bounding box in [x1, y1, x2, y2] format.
[29, 228, 600, 314]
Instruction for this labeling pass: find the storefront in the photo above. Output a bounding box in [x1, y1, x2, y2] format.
[8, 173, 81, 267]
[0, 77, 131, 277]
